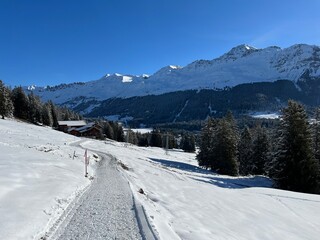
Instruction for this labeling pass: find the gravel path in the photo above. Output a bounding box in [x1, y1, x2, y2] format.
[50, 151, 142, 240]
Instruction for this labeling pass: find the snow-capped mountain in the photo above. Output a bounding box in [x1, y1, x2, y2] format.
[27, 44, 320, 113]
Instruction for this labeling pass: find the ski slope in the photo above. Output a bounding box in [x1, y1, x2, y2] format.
[0, 119, 320, 239]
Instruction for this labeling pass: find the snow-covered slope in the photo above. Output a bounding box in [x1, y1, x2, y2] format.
[27, 44, 320, 109]
[0, 119, 97, 239]
[83, 139, 320, 240]
[1, 119, 320, 239]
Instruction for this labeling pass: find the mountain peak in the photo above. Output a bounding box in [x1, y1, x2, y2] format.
[152, 65, 182, 77]
[218, 44, 258, 61]
[29, 43, 320, 109]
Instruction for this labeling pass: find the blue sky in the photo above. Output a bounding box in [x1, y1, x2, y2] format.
[1, 0, 320, 87]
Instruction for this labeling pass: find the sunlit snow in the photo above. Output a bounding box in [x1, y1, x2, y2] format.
[1, 119, 320, 240]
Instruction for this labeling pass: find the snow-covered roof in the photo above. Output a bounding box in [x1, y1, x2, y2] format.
[76, 122, 96, 132]
[58, 120, 87, 127]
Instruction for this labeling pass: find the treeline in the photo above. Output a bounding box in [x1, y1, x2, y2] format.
[99, 124, 196, 153]
[0, 81, 81, 126]
[197, 100, 320, 194]
[87, 80, 311, 126]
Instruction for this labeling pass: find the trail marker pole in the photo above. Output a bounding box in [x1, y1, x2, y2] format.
[84, 149, 88, 177]
[165, 133, 169, 155]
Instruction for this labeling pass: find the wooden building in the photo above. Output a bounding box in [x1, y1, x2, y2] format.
[60, 121, 103, 139]
[58, 120, 87, 133]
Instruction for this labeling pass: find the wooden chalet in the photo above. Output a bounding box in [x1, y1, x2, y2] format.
[58, 120, 87, 133]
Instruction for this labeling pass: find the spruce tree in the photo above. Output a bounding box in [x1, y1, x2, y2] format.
[41, 103, 53, 126]
[271, 101, 320, 193]
[213, 118, 239, 176]
[238, 127, 253, 175]
[48, 101, 58, 128]
[181, 133, 196, 153]
[12, 86, 29, 120]
[251, 126, 269, 175]
[137, 133, 149, 147]
[114, 123, 125, 142]
[149, 130, 162, 147]
[313, 108, 320, 165]
[28, 92, 42, 123]
[0, 80, 13, 119]
[197, 118, 214, 168]
[102, 121, 114, 139]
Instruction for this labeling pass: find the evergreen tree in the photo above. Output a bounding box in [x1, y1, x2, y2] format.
[28, 92, 42, 123]
[251, 126, 269, 175]
[168, 134, 176, 149]
[102, 121, 114, 139]
[270, 101, 320, 193]
[197, 118, 215, 168]
[181, 133, 196, 152]
[213, 118, 239, 176]
[313, 108, 320, 165]
[0, 80, 13, 119]
[41, 103, 53, 126]
[48, 101, 58, 128]
[12, 86, 29, 120]
[238, 127, 253, 175]
[126, 129, 138, 144]
[161, 133, 176, 149]
[149, 130, 163, 147]
[109, 122, 124, 142]
[137, 133, 149, 147]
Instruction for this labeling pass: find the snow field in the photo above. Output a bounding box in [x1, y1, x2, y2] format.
[1, 119, 320, 240]
[83, 139, 320, 240]
[0, 119, 98, 239]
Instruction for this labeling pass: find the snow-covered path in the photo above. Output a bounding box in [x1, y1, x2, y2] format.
[50, 151, 142, 240]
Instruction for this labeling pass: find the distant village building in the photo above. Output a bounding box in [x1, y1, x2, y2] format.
[58, 120, 103, 139]
[58, 120, 87, 132]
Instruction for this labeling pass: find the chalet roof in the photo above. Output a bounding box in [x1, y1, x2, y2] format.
[58, 120, 87, 127]
[76, 122, 96, 133]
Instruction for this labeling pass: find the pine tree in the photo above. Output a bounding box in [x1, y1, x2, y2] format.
[0, 80, 13, 119]
[48, 101, 58, 128]
[238, 127, 253, 175]
[127, 129, 138, 145]
[137, 133, 149, 147]
[12, 86, 29, 120]
[251, 126, 269, 175]
[149, 130, 162, 147]
[41, 103, 53, 126]
[271, 101, 320, 193]
[213, 118, 239, 176]
[28, 92, 42, 123]
[313, 108, 320, 165]
[197, 118, 215, 168]
[181, 133, 196, 153]
[102, 121, 114, 139]
[109, 122, 124, 142]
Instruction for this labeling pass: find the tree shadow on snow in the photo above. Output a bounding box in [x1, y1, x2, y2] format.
[192, 175, 272, 189]
[149, 158, 272, 189]
[149, 158, 212, 175]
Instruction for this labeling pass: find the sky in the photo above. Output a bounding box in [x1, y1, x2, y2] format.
[1, 0, 320, 87]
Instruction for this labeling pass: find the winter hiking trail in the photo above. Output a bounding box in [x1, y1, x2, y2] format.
[47, 140, 157, 240]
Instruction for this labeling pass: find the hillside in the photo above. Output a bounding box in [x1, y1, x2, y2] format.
[0, 119, 97, 239]
[84, 138, 320, 240]
[1, 119, 320, 239]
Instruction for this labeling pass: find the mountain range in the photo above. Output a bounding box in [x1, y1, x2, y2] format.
[26, 43, 320, 125]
